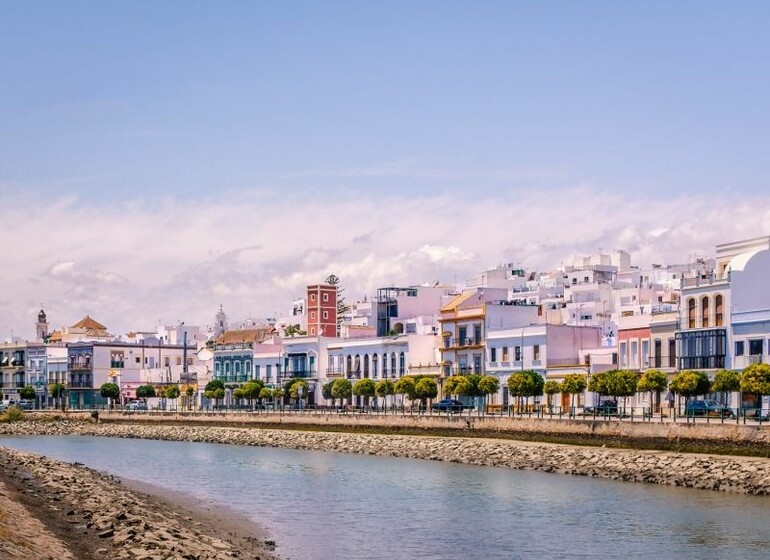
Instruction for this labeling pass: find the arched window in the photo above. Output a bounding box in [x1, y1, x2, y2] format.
[687, 298, 696, 329]
[346, 355, 352, 375]
[224, 361, 231, 375]
[391, 353, 397, 376]
[244, 360, 252, 377]
[715, 294, 724, 326]
[234, 361, 241, 375]
[364, 355, 370, 378]
[701, 296, 710, 328]
[399, 352, 406, 375]
[372, 354, 379, 378]
[382, 353, 388, 377]
[215, 362, 222, 375]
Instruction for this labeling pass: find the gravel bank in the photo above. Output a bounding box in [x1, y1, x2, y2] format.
[0, 445, 279, 560]
[3, 419, 770, 495]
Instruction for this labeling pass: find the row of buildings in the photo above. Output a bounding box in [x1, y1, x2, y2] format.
[2, 235, 770, 412]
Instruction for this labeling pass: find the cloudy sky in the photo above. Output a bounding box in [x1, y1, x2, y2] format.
[2, 1, 770, 339]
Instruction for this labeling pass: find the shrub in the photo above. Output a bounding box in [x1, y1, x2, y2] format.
[0, 405, 26, 423]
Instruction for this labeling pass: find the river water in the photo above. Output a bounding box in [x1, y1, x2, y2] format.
[0, 435, 768, 560]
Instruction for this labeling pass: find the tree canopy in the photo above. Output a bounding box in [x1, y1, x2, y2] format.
[669, 370, 711, 399]
[19, 385, 36, 400]
[588, 369, 638, 400]
[637, 369, 668, 394]
[712, 369, 741, 394]
[740, 363, 770, 396]
[353, 378, 376, 399]
[136, 385, 156, 399]
[331, 378, 352, 401]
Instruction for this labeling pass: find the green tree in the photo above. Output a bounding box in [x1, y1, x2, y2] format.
[163, 385, 180, 410]
[442, 375, 466, 398]
[478, 375, 500, 412]
[507, 370, 543, 412]
[288, 379, 309, 408]
[49, 383, 66, 410]
[588, 369, 638, 410]
[19, 386, 36, 400]
[394, 376, 417, 409]
[637, 369, 668, 413]
[353, 378, 377, 408]
[561, 374, 587, 415]
[185, 386, 195, 410]
[325, 274, 351, 337]
[543, 380, 561, 411]
[322, 381, 336, 407]
[136, 385, 156, 400]
[204, 379, 225, 408]
[271, 386, 285, 407]
[259, 387, 273, 406]
[712, 369, 741, 405]
[740, 364, 770, 411]
[241, 380, 264, 405]
[375, 379, 395, 412]
[669, 370, 711, 412]
[284, 324, 307, 337]
[414, 377, 438, 410]
[331, 378, 352, 405]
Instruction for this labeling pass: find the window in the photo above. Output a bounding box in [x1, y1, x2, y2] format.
[234, 361, 241, 375]
[473, 324, 482, 344]
[215, 362, 221, 375]
[245, 361, 251, 375]
[458, 326, 467, 345]
[310, 311, 316, 319]
[255, 364, 260, 378]
[323, 293, 329, 302]
[502, 347, 509, 362]
[701, 296, 710, 328]
[533, 344, 540, 361]
[715, 295, 724, 327]
[164, 356, 170, 367]
[490, 347, 497, 362]
[687, 298, 696, 329]
[136, 356, 141, 364]
[310, 293, 316, 301]
[310, 327, 315, 335]
[323, 310, 328, 320]
[736, 341, 745, 356]
[176, 356, 182, 366]
[265, 365, 272, 380]
[584, 276, 589, 283]
[514, 346, 521, 361]
[749, 339, 763, 357]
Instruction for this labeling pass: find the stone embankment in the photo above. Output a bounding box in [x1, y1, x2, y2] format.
[3, 419, 770, 494]
[0, 445, 277, 560]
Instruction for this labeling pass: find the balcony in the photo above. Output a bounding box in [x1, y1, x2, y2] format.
[748, 354, 763, 365]
[326, 369, 344, 378]
[286, 369, 315, 379]
[218, 374, 250, 384]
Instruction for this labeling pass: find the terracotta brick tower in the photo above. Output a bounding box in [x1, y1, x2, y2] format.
[306, 284, 337, 337]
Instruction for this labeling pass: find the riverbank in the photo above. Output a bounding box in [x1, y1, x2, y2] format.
[3, 418, 770, 494]
[0, 446, 279, 560]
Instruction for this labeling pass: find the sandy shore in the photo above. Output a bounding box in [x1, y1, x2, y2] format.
[0, 447, 280, 560]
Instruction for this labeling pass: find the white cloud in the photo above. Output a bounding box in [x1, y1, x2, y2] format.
[3, 186, 769, 340]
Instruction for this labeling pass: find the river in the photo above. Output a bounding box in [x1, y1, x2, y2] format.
[0, 435, 768, 559]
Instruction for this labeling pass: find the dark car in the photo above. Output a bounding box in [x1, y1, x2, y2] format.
[584, 400, 619, 415]
[17, 400, 35, 410]
[685, 399, 733, 417]
[432, 399, 471, 412]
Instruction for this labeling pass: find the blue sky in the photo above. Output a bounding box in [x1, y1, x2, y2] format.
[2, 1, 770, 337]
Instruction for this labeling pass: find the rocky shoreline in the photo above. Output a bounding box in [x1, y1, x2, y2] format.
[0, 444, 279, 560]
[2, 418, 770, 494]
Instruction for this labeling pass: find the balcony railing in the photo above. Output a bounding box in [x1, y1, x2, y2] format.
[326, 368, 345, 377]
[748, 354, 763, 365]
[286, 369, 315, 379]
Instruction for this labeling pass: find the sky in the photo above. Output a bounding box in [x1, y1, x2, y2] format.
[2, 1, 770, 339]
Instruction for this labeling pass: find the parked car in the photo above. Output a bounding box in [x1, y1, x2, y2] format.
[17, 400, 34, 410]
[125, 400, 148, 411]
[584, 400, 619, 415]
[685, 399, 733, 417]
[432, 399, 472, 413]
